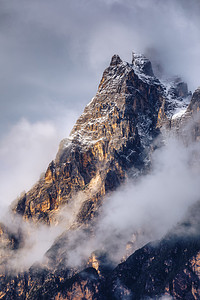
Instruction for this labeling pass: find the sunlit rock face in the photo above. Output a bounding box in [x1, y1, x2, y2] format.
[1, 52, 200, 299]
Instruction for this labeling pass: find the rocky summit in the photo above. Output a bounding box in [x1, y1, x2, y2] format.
[1, 52, 200, 299]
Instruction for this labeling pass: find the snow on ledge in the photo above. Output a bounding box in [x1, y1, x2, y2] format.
[172, 108, 187, 120]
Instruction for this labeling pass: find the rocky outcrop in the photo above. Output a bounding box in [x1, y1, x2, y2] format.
[104, 237, 200, 299]
[188, 87, 200, 113]
[169, 86, 200, 144]
[132, 52, 154, 77]
[0, 266, 101, 300]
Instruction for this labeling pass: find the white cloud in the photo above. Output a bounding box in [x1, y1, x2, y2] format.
[0, 112, 77, 216]
[159, 296, 173, 300]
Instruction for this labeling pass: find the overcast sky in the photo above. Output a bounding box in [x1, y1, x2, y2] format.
[0, 0, 200, 209]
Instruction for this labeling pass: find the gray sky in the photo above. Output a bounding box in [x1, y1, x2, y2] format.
[0, 0, 200, 209]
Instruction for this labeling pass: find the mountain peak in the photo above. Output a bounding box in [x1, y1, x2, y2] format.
[110, 54, 123, 66]
[132, 52, 154, 77]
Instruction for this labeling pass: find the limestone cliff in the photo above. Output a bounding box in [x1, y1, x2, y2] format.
[13, 54, 168, 225]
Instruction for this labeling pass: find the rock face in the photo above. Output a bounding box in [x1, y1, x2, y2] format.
[169, 86, 200, 143]
[104, 236, 200, 299]
[188, 87, 200, 113]
[1, 52, 200, 299]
